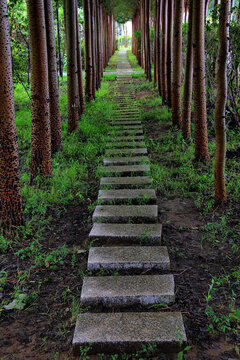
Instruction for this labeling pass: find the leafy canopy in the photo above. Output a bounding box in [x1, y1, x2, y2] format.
[102, 0, 139, 23]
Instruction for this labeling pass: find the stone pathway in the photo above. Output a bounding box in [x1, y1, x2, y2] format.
[72, 50, 187, 357]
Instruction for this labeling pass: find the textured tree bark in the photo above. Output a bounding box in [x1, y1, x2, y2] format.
[161, 0, 168, 101]
[65, 0, 79, 131]
[90, 0, 96, 99]
[158, 0, 162, 95]
[145, 0, 152, 81]
[84, 0, 93, 101]
[214, 0, 219, 7]
[0, 0, 23, 228]
[205, 0, 209, 17]
[75, 0, 85, 115]
[192, 0, 209, 161]
[182, 0, 193, 139]
[167, 0, 173, 107]
[44, 0, 63, 153]
[27, 0, 52, 179]
[214, 0, 230, 204]
[56, 1, 63, 77]
[172, 0, 184, 126]
[238, 0, 240, 23]
[154, 0, 158, 85]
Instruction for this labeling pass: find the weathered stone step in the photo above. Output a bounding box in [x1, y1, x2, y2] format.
[100, 176, 152, 189]
[87, 246, 170, 271]
[106, 141, 146, 149]
[105, 148, 147, 156]
[92, 205, 157, 223]
[110, 125, 142, 131]
[81, 274, 174, 307]
[98, 188, 156, 204]
[111, 121, 141, 126]
[89, 223, 162, 244]
[108, 129, 143, 136]
[73, 312, 187, 355]
[101, 164, 151, 176]
[103, 156, 149, 166]
[108, 136, 144, 142]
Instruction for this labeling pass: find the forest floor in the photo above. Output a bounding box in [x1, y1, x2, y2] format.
[0, 60, 240, 359]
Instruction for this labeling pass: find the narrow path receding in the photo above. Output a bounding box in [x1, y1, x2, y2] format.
[72, 50, 187, 357]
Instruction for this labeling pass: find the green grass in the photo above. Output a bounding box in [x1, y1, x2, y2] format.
[127, 50, 143, 71]
[104, 50, 119, 72]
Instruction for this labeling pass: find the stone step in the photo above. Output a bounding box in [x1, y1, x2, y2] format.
[105, 148, 147, 156]
[111, 121, 141, 126]
[108, 136, 144, 142]
[89, 223, 162, 244]
[108, 129, 143, 136]
[92, 205, 157, 223]
[100, 176, 152, 189]
[81, 274, 175, 307]
[110, 125, 142, 131]
[101, 164, 151, 176]
[98, 188, 156, 204]
[106, 141, 146, 149]
[87, 246, 170, 271]
[73, 312, 187, 355]
[103, 156, 149, 166]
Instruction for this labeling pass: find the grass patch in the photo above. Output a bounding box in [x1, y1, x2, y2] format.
[127, 50, 143, 71]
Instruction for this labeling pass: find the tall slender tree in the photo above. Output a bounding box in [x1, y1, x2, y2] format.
[167, 0, 173, 106]
[192, 0, 209, 161]
[182, 0, 193, 139]
[84, 0, 93, 101]
[161, 0, 168, 101]
[44, 0, 63, 153]
[0, 0, 23, 228]
[75, 0, 85, 115]
[172, 0, 184, 126]
[65, 0, 79, 131]
[214, 0, 230, 204]
[27, 0, 52, 179]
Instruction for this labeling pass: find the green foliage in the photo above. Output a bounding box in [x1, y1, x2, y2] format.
[127, 50, 143, 71]
[205, 270, 240, 336]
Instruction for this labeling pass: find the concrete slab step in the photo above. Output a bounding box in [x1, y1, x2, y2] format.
[101, 164, 151, 176]
[108, 136, 144, 142]
[108, 129, 143, 136]
[100, 176, 152, 189]
[92, 205, 157, 223]
[103, 156, 149, 166]
[81, 274, 175, 307]
[105, 148, 147, 156]
[110, 125, 142, 131]
[87, 246, 170, 271]
[106, 141, 146, 149]
[73, 312, 187, 355]
[89, 223, 162, 244]
[98, 188, 156, 204]
[111, 121, 141, 126]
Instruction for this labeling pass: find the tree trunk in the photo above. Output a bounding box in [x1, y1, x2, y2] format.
[90, 0, 96, 99]
[238, 0, 240, 23]
[205, 0, 209, 17]
[172, 0, 184, 126]
[145, 0, 152, 81]
[214, 0, 219, 7]
[154, 0, 158, 85]
[161, 0, 168, 101]
[84, 0, 93, 101]
[192, 0, 209, 161]
[182, 0, 193, 139]
[75, 0, 85, 114]
[27, 0, 52, 179]
[214, 0, 230, 204]
[167, 0, 173, 106]
[56, 1, 63, 77]
[44, 0, 63, 153]
[65, 0, 79, 132]
[0, 0, 23, 228]
[158, 0, 162, 95]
